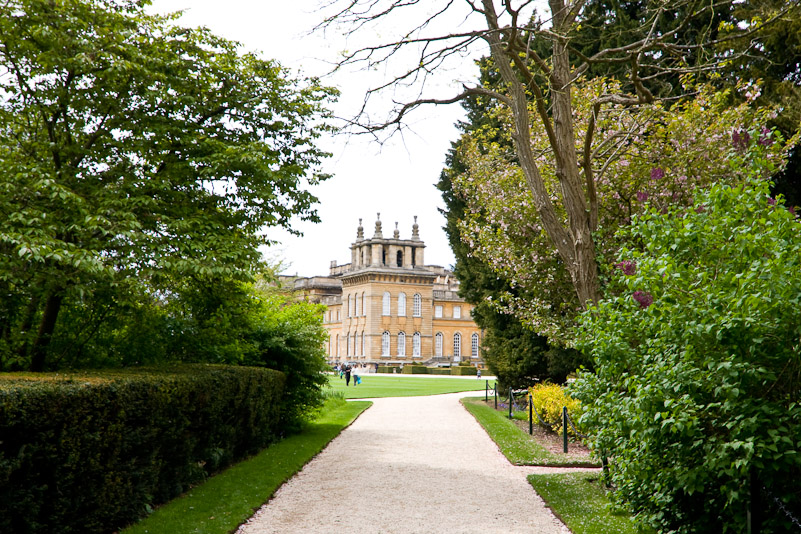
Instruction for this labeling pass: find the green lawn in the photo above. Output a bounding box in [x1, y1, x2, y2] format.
[461, 397, 598, 467]
[528, 473, 652, 534]
[123, 399, 370, 534]
[325, 373, 491, 398]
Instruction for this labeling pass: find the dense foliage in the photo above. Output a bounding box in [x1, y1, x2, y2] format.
[571, 147, 801, 532]
[451, 82, 795, 341]
[0, 0, 335, 371]
[0, 365, 285, 534]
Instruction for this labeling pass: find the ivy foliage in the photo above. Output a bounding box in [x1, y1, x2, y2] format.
[571, 143, 801, 533]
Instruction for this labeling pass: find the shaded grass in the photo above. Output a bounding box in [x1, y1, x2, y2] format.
[123, 399, 371, 534]
[461, 397, 598, 467]
[325, 374, 489, 399]
[528, 473, 653, 534]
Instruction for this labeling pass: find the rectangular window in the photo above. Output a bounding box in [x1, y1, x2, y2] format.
[434, 305, 443, 318]
[453, 306, 461, 319]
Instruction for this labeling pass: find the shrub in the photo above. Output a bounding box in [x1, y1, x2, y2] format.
[571, 164, 801, 532]
[400, 365, 428, 374]
[0, 365, 285, 534]
[528, 383, 582, 436]
[430, 368, 451, 375]
[450, 365, 478, 376]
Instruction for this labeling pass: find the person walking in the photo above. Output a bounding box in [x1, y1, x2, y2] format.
[345, 364, 352, 386]
[353, 365, 360, 386]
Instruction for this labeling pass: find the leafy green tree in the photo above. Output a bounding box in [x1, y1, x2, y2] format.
[0, 0, 335, 371]
[571, 141, 801, 532]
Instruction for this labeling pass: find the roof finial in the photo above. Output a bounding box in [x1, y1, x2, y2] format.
[373, 212, 383, 238]
[393, 221, 400, 239]
[411, 215, 420, 240]
[356, 218, 364, 241]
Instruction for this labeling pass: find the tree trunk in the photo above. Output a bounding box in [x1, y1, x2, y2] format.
[29, 292, 64, 372]
[481, 0, 601, 308]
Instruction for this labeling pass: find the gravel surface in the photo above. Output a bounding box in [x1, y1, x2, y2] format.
[237, 392, 578, 534]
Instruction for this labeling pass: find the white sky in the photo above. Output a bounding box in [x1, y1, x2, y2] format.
[146, 0, 500, 276]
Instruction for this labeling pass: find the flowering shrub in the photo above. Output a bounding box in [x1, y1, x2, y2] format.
[571, 151, 801, 532]
[528, 383, 582, 437]
[451, 81, 796, 341]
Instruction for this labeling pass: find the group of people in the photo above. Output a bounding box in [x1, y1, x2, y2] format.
[334, 363, 371, 386]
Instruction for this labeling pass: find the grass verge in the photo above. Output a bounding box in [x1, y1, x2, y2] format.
[123, 398, 371, 534]
[461, 397, 598, 467]
[528, 473, 652, 534]
[325, 374, 490, 399]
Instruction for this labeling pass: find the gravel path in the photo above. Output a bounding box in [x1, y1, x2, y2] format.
[237, 392, 577, 534]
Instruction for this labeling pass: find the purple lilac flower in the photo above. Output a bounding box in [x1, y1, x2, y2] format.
[732, 129, 751, 151]
[650, 167, 665, 181]
[632, 291, 653, 309]
[789, 206, 797, 217]
[758, 126, 773, 147]
[767, 197, 777, 206]
[695, 205, 707, 214]
[636, 191, 649, 202]
[615, 260, 637, 276]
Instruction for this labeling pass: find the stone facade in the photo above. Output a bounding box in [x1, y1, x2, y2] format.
[293, 215, 482, 366]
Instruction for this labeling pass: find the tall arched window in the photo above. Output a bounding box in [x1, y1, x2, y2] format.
[413, 293, 422, 317]
[347, 294, 352, 317]
[382, 291, 391, 316]
[398, 292, 406, 316]
[435, 332, 443, 357]
[336, 334, 340, 357]
[413, 332, 421, 357]
[471, 333, 480, 358]
[397, 332, 406, 356]
[381, 331, 390, 356]
[396, 250, 403, 267]
[345, 334, 350, 356]
[362, 292, 367, 316]
[361, 331, 366, 356]
[453, 333, 462, 359]
[355, 293, 360, 317]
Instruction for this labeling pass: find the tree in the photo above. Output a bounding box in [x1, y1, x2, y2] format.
[438, 57, 586, 384]
[571, 143, 801, 532]
[318, 0, 799, 311]
[450, 81, 796, 339]
[0, 0, 335, 370]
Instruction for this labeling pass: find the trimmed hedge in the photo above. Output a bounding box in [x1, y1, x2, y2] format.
[450, 365, 478, 376]
[376, 365, 399, 373]
[429, 368, 451, 375]
[0, 365, 285, 534]
[400, 365, 428, 374]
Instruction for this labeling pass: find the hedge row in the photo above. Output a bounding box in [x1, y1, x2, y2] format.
[0, 365, 285, 534]
[375, 365, 481, 375]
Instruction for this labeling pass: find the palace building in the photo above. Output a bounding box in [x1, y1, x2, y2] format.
[292, 215, 482, 366]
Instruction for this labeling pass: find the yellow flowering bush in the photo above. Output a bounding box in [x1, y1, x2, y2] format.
[528, 383, 582, 437]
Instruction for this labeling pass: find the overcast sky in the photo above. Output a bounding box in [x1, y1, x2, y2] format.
[146, 0, 500, 276]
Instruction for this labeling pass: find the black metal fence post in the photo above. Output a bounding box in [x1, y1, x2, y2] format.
[528, 393, 533, 435]
[485, 380, 488, 402]
[601, 452, 611, 488]
[508, 388, 513, 419]
[562, 406, 568, 453]
[494, 383, 497, 409]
